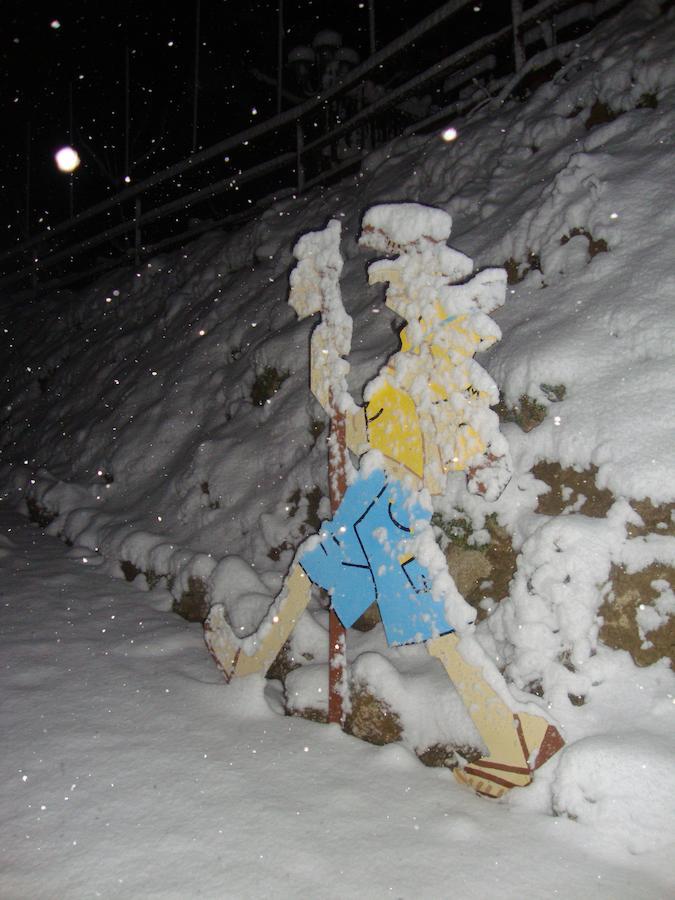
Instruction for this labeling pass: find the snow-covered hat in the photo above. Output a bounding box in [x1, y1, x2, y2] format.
[359, 203, 453, 253]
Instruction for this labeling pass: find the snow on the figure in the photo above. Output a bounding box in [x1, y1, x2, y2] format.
[289, 217, 357, 415]
[1, 2, 675, 894]
[359, 202, 453, 251]
[360, 201, 512, 501]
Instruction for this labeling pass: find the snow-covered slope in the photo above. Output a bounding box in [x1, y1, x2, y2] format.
[2, 0, 674, 856]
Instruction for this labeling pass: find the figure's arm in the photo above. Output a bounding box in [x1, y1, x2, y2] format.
[346, 406, 367, 456]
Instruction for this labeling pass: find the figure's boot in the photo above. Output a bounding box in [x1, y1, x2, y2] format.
[427, 633, 564, 798]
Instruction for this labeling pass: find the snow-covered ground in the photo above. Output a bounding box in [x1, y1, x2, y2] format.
[1, 3, 674, 896]
[1, 508, 672, 899]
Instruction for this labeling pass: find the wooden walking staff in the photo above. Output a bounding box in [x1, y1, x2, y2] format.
[288, 218, 358, 724]
[327, 390, 347, 723]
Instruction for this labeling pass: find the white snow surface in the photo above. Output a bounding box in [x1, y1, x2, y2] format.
[1, 3, 675, 895]
[1, 509, 672, 898]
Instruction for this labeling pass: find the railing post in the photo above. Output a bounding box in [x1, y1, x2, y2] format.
[511, 0, 526, 72]
[296, 121, 305, 192]
[134, 197, 142, 265]
[31, 256, 39, 292]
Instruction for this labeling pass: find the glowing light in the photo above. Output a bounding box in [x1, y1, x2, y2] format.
[55, 146, 80, 172]
[50, 20, 61, 29]
[441, 127, 458, 142]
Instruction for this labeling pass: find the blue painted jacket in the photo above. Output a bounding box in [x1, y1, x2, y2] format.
[300, 469, 454, 645]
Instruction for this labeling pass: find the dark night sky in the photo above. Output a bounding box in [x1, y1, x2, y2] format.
[1, 0, 497, 249]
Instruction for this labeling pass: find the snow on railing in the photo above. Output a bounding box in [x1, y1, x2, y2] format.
[0, 0, 629, 297]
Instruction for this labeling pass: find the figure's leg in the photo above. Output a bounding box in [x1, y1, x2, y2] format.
[427, 633, 564, 798]
[204, 565, 312, 680]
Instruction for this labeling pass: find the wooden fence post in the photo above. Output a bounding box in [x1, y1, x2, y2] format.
[296, 121, 305, 192]
[0, 0, 630, 292]
[327, 388, 347, 725]
[511, 0, 526, 72]
[134, 198, 142, 266]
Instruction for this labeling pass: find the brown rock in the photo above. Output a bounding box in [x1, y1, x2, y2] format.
[173, 575, 210, 623]
[416, 742, 482, 770]
[120, 560, 142, 582]
[351, 602, 382, 632]
[266, 640, 302, 682]
[627, 500, 675, 539]
[445, 545, 493, 599]
[343, 684, 403, 746]
[533, 462, 614, 518]
[599, 563, 675, 667]
[442, 516, 518, 619]
[287, 706, 328, 724]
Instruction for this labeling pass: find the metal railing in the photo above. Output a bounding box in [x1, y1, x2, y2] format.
[0, 0, 628, 297]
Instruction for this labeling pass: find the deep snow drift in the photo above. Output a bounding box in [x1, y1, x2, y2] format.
[1, 2, 674, 894]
